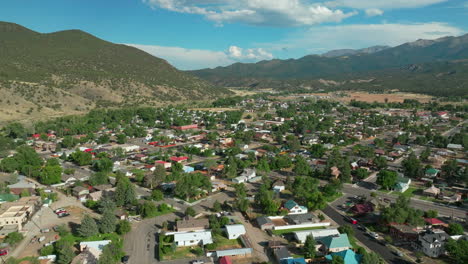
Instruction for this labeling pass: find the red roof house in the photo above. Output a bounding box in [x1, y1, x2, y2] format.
[219, 256, 232, 264]
[351, 203, 374, 215]
[424, 218, 447, 227]
[170, 156, 189, 163]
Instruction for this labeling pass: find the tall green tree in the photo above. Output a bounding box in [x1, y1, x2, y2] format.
[376, 170, 398, 190]
[303, 235, 316, 259]
[99, 209, 117, 234]
[55, 240, 76, 264]
[77, 215, 99, 237]
[402, 152, 423, 178]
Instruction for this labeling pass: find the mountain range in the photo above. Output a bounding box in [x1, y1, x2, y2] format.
[0, 22, 228, 123]
[190, 34, 468, 97]
[321, 45, 390, 58]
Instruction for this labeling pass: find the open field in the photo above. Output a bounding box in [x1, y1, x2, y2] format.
[334, 92, 434, 103]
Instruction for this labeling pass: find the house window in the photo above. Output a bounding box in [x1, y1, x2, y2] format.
[190, 240, 194, 243]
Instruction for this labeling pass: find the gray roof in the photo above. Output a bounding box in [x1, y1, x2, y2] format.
[257, 216, 273, 226]
[275, 246, 291, 261]
[216, 248, 253, 257]
[285, 213, 315, 225]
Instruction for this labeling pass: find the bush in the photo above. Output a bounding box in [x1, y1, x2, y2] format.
[191, 247, 204, 256]
[40, 245, 55, 256]
[5, 232, 24, 246]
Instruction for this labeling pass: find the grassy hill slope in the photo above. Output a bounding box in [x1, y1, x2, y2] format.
[0, 22, 229, 122]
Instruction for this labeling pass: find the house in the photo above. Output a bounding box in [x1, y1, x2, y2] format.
[173, 230, 213, 247]
[424, 218, 447, 228]
[0, 196, 42, 231]
[423, 186, 440, 197]
[225, 224, 246, 239]
[325, 249, 362, 264]
[155, 160, 171, 169]
[330, 167, 341, 179]
[257, 216, 274, 230]
[232, 176, 248, 184]
[183, 166, 194, 173]
[415, 230, 450, 258]
[240, 168, 256, 180]
[280, 258, 307, 264]
[274, 246, 291, 263]
[318, 234, 351, 253]
[394, 176, 411, 193]
[219, 256, 232, 264]
[73, 186, 90, 197]
[176, 217, 210, 232]
[447, 143, 463, 150]
[170, 156, 189, 163]
[283, 200, 308, 215]
[425, 168, 440, 178]
[171, 124, 198, 131]
[7, 177, 36, 196]
[389, 223, 420, 242]
[294, 228, 340, 244]
[79, 240, 111, 258]
[273, 181, 285, 193]
[285, 213, 317, 225]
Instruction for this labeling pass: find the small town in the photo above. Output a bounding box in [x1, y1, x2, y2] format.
[0, 93, 466, 264]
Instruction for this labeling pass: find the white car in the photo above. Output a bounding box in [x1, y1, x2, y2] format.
[368, 232, 379, 239]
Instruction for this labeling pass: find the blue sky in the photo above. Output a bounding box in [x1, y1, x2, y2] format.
[1, 0, 467, 70]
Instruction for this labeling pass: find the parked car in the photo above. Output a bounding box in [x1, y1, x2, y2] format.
[368, 232, 379, 239]
[346, 216, 358, 225]
[40, 228, 50, 233]
[357, 225, 366, 231]
[0, 248, 8, 256]
[191, 261, 204, 264]
[393, 250, 404, 257]
[58, 212, 70, 218]
[54, 208, 65, 213]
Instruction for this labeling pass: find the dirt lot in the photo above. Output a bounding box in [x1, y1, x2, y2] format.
[17, 205, 90, 259]
[335, 92, 434, 103]
[188, 107, 240, 112]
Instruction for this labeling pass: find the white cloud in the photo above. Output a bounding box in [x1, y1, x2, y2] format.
[263, 22, 464, 54]
[365, 8, 384, 16]
[227, 46, 273, 60]
[326, 0, 448, 9]
[126, 44, 273, 70]
[143, 0, 356, 26]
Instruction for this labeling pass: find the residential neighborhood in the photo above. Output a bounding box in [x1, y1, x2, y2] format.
[0, 93, 467, 264]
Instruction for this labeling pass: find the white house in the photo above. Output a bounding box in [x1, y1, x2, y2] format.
[294, 228, 340, 244]
[172, 230, 213, 247]
[240, 169, 256, 180]
[225, 224, 246, 239]
[283, 200, 308, 215]
[273, 181, 285, 193]
[232, 176, 248, 184]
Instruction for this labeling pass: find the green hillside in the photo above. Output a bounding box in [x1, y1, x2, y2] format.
[0, 22, 228, 122]
[190, 34, 468, 96]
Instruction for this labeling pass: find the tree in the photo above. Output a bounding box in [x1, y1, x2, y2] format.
[303, 235, 316, 259]
[331, 255, 345, 264]
[402, 153, 423, 179]
[373, 156, 387, 170]
[69, 150, 92, 166]
[256, 157, 270, 174]
[234, 183, 247, 198]
[310, 144, 326, 158]
[98, 244, 121, 264]
[20, 189, 30, 197]
[213, 200, 222, 212]
[147, 164, 165, 189]
[114, 176, 136, 207]
[55, 240, 76, 264]
[355, 168, 369, 180]
[4, 122, 26, 139]
[224, 156, 238, 178]
[293, 156, 310, 176]
[446, 239, 468, 264]
[39, 163, 63, 185]
[338, 225, 354, 236]
[424, 210, 438, 218]
[236, 198, 250, 212]
[447, 223, 464, 235]
[138, 201, 158, 218]
[89, 172, 109, 186]
[376, 170, 398, 190]
[151, 189, 164, 201]
[98, 195, 116, 214]
[99, 209, 117, 234]
[77, 215, 99, 237]
[93, 157, 113, 172]
[116, 134, 127, 144]
[116, 220, 131, 235]
[185, 207, 196, 217]
[4, 232, 23, 246]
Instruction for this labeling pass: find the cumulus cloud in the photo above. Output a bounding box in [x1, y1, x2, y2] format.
[263, 22, 463, 54]
[143, 0, 356, 26]
[126, 44, 273, 70]
[326, 0, 447, 9]
[365, 8, 384, 16]
[227, 46, 273, 60]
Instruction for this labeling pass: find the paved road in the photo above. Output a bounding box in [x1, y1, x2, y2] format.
[322, 206, 410, 264]
[342, 184, 467, 219]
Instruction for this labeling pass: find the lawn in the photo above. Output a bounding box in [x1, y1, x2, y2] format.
[402, 187, 419, 198]
[163, 247, 198, 260]
[211, 235, 242, 250]
[271, 226, 325, 235]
